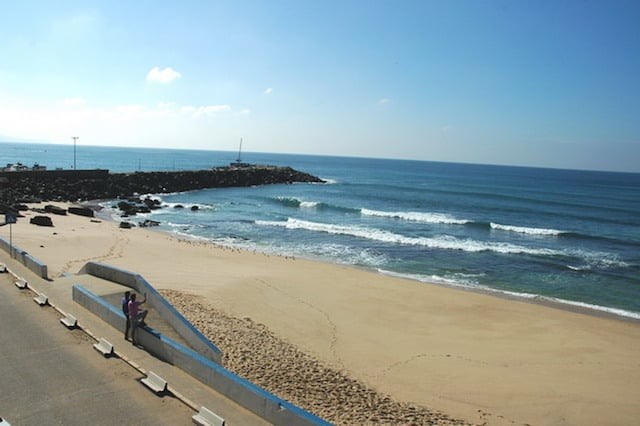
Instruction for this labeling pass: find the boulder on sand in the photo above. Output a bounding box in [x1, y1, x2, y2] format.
[44, 205, 67, 215]
[30, 216, 54, 227]
[68, 206, 95, 217]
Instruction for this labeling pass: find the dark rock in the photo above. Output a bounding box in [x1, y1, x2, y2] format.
[30, 215, 54, 227]
[174, 204, 184, 209]
[44, 205, 67, 215]
[0, 165, 324, 207]
[13, 204, 29, 211]
[117, 201, 135, 211]
[117, 201, 139, 216]
[190, 205, 199, 211]
[139, 219, 160, 227]
[142, 197, 161, 209]
[68, 206, 95, 217]
[119, 221, 134, 229]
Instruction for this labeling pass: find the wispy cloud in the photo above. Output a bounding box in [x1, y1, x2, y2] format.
[0, 98, 240, 145]
[264, 87, 273, 95]
[146, 67, 182, 84]
[180, 105, 231, 117]
[51, 12, 99, 37]
[62, 97, 86, 107]
[377, 98, 391, 106]
[116, 104, 148, 115]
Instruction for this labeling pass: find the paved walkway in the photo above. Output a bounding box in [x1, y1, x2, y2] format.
[0, 254, 270, 426]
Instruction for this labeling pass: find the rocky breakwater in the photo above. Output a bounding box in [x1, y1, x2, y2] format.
[0, 165, 324, 208]
[108, 165, 324, 196]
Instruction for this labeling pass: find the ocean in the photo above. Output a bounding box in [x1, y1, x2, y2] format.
[3, 142, 640, 319]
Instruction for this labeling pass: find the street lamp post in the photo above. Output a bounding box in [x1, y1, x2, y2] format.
[71, 136, 79, 170]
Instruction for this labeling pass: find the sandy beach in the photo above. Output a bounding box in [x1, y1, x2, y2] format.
[4, 203, 640, 425]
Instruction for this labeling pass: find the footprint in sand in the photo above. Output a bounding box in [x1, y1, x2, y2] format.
[57, 234, 129, 277]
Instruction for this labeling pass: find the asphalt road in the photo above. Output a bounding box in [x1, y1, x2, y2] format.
[0, 273, 195, 425]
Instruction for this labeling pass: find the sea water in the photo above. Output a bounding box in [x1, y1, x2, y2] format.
[3, 142, 640, 319]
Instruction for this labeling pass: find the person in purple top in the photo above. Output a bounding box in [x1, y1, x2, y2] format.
[128, 292, 148, 345]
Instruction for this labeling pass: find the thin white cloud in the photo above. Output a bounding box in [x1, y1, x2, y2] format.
[116, 104, 147, 115]
[157, 101, 178, 109]
[62, 97, 86, 107]
[181, 105, 231, 117]
[377, 98, 391, 106]
[146, 67, 182, 84]
[52, 12, 99, 37]
[0, 99, 240, 145]
[264, 88, 273, 95]
[239, 109, 251, 115]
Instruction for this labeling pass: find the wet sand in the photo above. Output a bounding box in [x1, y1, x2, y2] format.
[4, 203, 640, 425]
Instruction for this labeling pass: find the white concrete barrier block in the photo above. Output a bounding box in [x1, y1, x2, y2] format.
[141, 371, 168, 394]
[60, 313, 78, 328]
[33, 294, 48, 306]
[0, 263, 7, 273]
[93, 338, 114, 357]
[192, 406, 225, 426]
[14, 279, 27, 289]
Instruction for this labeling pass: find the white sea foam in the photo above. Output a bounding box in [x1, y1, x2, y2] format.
[320, 178, 338, 184]
[537, 296, 640, 320]
[275, 196, 300, 205]
[170, 229, 218, 244]
[140, 193, 164, 202]
[300, 201, 320, 208]
[579, 251, 629, 269]
[379, 269, 640, 320]
[275, 196, 320, 209]
[166, 221, 195, 228]
[161, 202, 215, 210]
[361, 208, 469, 225]
[566, 265, 586, 271]
[378, 269, 484, 288]
[490, 222, 565, 236]
[255, 218, 561, 256]
[301, 243, 388, 266]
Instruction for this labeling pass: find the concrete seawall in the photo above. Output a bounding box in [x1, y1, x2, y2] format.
[73, 284, 331, 426]
[78, 261, 222, 364]
[0, 236, 48, 279]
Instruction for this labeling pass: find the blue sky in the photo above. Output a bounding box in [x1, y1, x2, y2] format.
[1, 1, 639, 172]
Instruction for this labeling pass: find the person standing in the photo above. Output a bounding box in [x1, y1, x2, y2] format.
[121, 291, 131, 340]
[128, 292, 148, 345]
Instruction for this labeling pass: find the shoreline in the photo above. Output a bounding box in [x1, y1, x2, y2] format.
[382, 270, 640, 324]
[4, 202, 640, 425]
[95, 200, 640, 324]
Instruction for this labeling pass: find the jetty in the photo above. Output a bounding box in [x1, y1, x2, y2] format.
[0, 165, 324, 207]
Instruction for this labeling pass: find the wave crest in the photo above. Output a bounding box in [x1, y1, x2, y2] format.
[255, 218, 561, 256]
[361, 208, 469, 224]
[490, 222, 565, 236]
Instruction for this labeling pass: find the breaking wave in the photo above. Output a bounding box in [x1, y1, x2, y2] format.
[361, 208, 470, 224]
[490, 222, 566, 236]
[256, 218, 560, 256]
